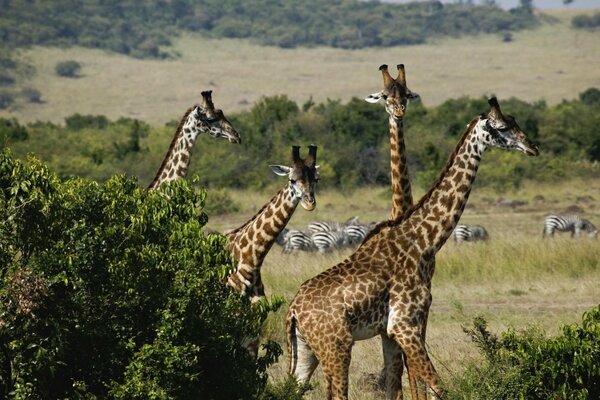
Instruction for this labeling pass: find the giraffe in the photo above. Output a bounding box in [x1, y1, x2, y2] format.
[147, 90, 240, 190]
[286, 97, 539, 400]
[225, 145, 319, 304]
[365, 63, 419, 220]
[365, 63, 420, 397]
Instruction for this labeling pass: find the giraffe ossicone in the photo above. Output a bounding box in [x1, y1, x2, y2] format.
[286, 97, 538, 400]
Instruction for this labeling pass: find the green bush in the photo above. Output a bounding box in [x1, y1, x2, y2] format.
[203, 188, 240, 216]
[0, 149, 281, 399]
[448, 306, 600, 400]
[0, 92, 14, 110]
[572, 12, 600, 30]
[21, 87, 42, 103]
[55, 60, 81, 78]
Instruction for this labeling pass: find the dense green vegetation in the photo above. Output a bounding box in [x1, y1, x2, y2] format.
[0, 149, 283, 399]
[448, 306, 600, 399]
[572, 11, 600, 30]
[2, 90, 599, 197]
[0, 0, 537, 56]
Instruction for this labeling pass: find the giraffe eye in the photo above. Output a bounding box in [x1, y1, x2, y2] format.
[289, 179, 297, 184]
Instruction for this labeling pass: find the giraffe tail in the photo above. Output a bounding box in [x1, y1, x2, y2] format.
[286, 310, 298, 375]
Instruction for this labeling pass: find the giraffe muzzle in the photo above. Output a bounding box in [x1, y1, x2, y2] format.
[301, 196, 316, 211]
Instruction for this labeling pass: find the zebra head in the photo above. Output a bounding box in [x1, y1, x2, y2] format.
[476, 97, 539, 157]
[269, 145, 320, 211]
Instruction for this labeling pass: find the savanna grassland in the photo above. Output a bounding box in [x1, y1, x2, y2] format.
[1, 4, 599, 398]
[2, 10, 600, 126]
[207, 178, 600, 399]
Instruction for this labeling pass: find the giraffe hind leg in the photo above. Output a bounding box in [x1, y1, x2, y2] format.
[381, 334, 404, 400]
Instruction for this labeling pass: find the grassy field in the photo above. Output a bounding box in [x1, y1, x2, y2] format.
[2, 10, 600, 126]
[207, 179, 599, 398]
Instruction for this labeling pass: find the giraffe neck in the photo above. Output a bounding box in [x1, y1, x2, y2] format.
[402, 118, 484, 252]
[389, 115, 413, 220]
[148, 109, 202, 190]
[226, 184, 299, 301]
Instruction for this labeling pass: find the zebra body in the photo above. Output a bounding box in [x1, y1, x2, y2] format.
[311, 230, 348, 253]
[282, 230, 313, 252]
[307, 216, 360, 233]
[343, 224, 372, 246]
[453, 224, 489, 243]
[543, 215, 598, 238]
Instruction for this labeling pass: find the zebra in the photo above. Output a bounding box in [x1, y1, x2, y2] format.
[453, 224, 489, 243]
[343, 223, 372, 246]
[282, 230, 313, 253]
[275, 228, 289, 246]
[311, 230, 348, 253]
[543, 215, 598, 238]
[307, 216, 360, 233]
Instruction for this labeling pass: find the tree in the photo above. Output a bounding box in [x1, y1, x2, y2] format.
[0, 150, 281, 399]
[55, 60, 82, 78]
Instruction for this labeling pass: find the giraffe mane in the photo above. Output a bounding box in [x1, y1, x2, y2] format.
[148, 106, 196, 189]
[359, 116, 480, 246]
[225, 187, 287, 238]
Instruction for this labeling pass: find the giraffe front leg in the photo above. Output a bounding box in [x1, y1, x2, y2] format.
[381, 334, 404, 400]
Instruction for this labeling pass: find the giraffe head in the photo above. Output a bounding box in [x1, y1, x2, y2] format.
[270, 145, 319, 211]
[476, 96, 539, 156]
[365, 64, 419, 119]
[194, 90, 241, 144]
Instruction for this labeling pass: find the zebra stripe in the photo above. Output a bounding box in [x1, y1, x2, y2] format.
[307, 216, 360, 233]
[453, 224, 489, 243]
[543, 215, 598, 238]
[343, 224, 371, 246]
[311, 230, 348, 253]
[282, 230, 313, 252]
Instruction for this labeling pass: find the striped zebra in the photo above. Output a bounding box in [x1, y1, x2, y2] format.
[282, 230, 313, 253]
[311, 230, 348, 253]
[453, 224, 489, 243]
[307, 216, 360, 233]
[343, 224, 372, 246]
[543, 215, 598, 238]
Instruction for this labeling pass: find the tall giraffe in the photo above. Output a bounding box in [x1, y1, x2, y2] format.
[365, 63, 419, 220]
[148, 90, 240, 190]
[365, 63, 420, 396]
[286, 97, 538, 400]
[226, 145, 319, 304]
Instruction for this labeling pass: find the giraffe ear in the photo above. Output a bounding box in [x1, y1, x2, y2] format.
[269, 165, 290, 176]
[407, 91, 420, 101]
[365, 91, 384, 103]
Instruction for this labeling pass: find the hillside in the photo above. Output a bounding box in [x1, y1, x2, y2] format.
[1, 10, 599, 126]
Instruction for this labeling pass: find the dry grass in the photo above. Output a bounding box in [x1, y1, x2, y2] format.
[2, 10, 600, 126]
[209, 179, 599, 398]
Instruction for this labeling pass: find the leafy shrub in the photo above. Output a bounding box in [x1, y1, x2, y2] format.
[0, 118, 28, 142]
[0, 92, 15, 109]
[448, 306, 600, 400]
[0, 149, 282, 399]
[0, 74, 15, 87]
[203, 188, 240, 215]
[572, 12, 600, 30]
[55, 60, 81, 78]
[21, 87, 42, 103]
[65, 113, 108, 130]
[579, 87, 600, 105]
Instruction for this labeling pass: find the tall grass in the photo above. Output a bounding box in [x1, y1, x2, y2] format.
[258, 225, 599, 399]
